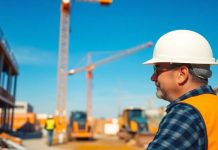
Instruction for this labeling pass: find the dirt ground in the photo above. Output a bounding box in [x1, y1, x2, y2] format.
[23, 134, 153, 150]
[55, 135, 146, 150]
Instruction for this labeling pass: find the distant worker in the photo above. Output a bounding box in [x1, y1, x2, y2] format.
[45, 115, 56, 146]
[143, 30, 218, 149]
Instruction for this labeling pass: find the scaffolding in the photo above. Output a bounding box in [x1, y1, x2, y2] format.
[0, 27, 19, 132]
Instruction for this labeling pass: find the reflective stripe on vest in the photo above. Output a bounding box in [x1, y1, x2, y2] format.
[182, 94, 218, 150]
[46, 119, 55, 130]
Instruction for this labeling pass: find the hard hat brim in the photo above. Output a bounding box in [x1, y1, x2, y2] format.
[142, 58, 156, 65]
[143, 58, 218, 65]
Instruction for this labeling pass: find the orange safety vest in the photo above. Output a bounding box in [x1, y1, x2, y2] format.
[182, 94, 218, 150]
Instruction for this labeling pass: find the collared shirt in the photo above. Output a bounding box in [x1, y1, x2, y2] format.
[147, 85, 215, 150]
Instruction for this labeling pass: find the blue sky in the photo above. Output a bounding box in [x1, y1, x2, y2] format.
[1, 0, 218, 118]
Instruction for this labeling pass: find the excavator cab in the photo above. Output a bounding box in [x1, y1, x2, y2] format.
[118, 108, 149, 141]
[123, 108, 148, 134]
[69, 111, 93, 140]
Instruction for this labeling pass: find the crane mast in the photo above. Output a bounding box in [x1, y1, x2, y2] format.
[56, 0, 70, 121]
[86, 53, 92, 119]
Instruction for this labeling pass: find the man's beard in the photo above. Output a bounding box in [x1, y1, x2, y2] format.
[156, 83, 170, 101]
[156, 89, 166, 100]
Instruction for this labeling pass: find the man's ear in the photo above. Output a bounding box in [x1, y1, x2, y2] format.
[177, 66, 189, 85]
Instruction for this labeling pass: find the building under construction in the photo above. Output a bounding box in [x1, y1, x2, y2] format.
[0, 28, 19, 132]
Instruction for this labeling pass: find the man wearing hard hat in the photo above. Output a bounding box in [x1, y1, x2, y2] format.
[144, 30, 218, 150]
[45, 115, 56, 146]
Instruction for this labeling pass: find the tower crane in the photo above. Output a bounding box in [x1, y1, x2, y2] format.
[56, 0, 71, 137]
[68, 41, 153, 119]
[55, 0, 112, 142]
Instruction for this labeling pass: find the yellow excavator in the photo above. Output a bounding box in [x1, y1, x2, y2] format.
[117, 107, 149, 142]
[68, 111, 93, 140]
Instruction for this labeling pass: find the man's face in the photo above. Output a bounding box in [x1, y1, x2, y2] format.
[151, 63, 179, 101]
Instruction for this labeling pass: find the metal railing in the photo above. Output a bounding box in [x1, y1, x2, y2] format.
[0, 87, 15, 104]
[0, 27, 19, 73]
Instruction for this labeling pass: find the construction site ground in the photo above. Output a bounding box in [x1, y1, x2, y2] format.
[23, 134, 151, 150]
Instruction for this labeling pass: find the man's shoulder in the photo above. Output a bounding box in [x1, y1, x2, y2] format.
[170, 103, 195, 111]
[167, 102, 196, 114]
[147, 103, 206, 150]
[166, 103, 203, 124]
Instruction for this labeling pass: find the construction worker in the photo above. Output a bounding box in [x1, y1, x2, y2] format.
[143, 30, 218, 150]
[45, 115, 55, 146]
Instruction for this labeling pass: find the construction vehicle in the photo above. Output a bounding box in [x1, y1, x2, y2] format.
[68, 111, 93, 140]
[117, 107, 149, 142]
[13, 113, 36, 132]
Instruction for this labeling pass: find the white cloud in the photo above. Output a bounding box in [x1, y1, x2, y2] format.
[12, 46, 57, 66]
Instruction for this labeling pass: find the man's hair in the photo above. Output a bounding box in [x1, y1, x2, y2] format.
[171, 63, 211, 84]
[188, 64, 211, 84]
[190, 73, 208, 84]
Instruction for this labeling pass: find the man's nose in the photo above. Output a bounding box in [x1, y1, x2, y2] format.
[151, 73, 157, 81]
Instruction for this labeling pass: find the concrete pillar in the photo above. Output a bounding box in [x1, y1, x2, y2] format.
[10, 107, 14, 131]
[6, 108, 10, 131]
[2, 106, 6, 131]
[0, 107, 3, 130]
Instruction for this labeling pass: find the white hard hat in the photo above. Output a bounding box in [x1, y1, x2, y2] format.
[143, 30, 218, 65]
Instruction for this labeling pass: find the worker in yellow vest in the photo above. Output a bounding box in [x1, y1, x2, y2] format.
[45, 115, 55, 146]
[143, 30, 218, 150]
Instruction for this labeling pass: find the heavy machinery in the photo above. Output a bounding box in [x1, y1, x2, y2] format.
[68, 111, 93, 140]
[117, 107, 149, 142]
